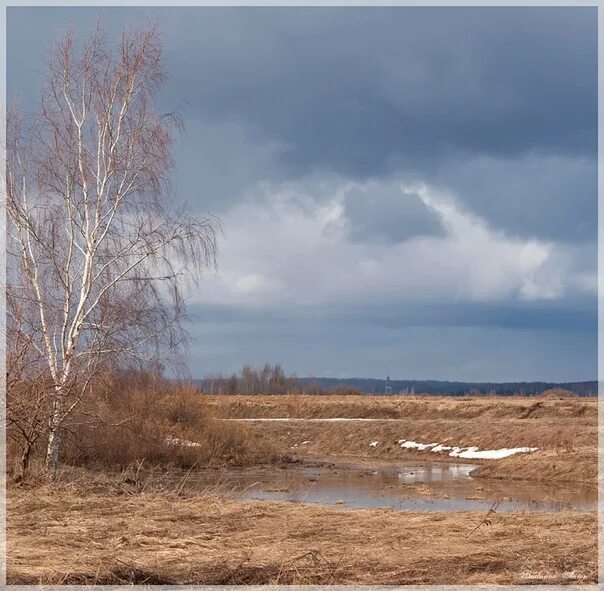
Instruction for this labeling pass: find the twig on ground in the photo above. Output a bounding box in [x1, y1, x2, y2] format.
[466, 497, 502, 538]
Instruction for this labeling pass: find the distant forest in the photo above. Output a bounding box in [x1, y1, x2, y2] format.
[196, 365, 597, 397]
[296, 377, 597, 397]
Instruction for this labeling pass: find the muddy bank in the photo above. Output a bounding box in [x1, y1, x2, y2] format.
[222, 417, 595, 454]
[215, 417, 595, 485]
[8, 486, 596, 585]
[471, 448, 597, 485]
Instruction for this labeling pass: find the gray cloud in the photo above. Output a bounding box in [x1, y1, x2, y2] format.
[191, 299, 597, 334]
[434, 154, 597, 243]
[160, 7, 596, 168]
[8, 7, 597, 230]
[188, 314, 596, 382]
[7, 6, 597, 380]
[343, 184, 443, 244]
[171, 120, 289, 212]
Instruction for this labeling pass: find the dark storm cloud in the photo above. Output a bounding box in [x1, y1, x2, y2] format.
[435, 154, 597, 243]
[160, 7, 596, 169]
[162, 7, 597, 242]
[10, 11, 597, 158]
[8, 8, 597, 237]
[190, 299, 597, 334]
[188, 306, 597, 382]
[7, 6, 597, 381]
[160, 7, 597, 242]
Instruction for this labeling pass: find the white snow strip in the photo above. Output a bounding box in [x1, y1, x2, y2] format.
[397, 439, 537, 460]
[223, 418, 402, 422]
[430, 444, 452, 452]
[400, 441, 438, 450]
[165, 436, 201, 448]
[449, 446, 478, 456]
[449, 446, 538, 459]
[369, 441, 379, 447]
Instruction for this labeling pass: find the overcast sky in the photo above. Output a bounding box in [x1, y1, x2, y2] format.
[7, 6, 597, 382]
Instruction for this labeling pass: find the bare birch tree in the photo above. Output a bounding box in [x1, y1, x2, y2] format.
[6, 24, 217, 477]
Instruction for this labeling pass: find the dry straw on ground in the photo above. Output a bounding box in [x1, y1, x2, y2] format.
[8, 485, 596, 585]
[6, 392, 597, 585]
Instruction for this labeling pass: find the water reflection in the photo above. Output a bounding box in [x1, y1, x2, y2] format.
[179, 461, 596, 513]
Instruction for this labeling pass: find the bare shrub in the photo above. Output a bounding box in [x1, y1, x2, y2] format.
[55, 374, 282, 470]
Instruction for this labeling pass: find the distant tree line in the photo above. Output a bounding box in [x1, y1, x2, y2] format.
[198, 364, 364, 396]
[200, 364, 296, 395]
[196, 368, 597, 397]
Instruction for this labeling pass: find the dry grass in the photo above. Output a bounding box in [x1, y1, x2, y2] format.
[239, 417, 594, 451]
[62, 401, 282, 471]
[10, 389, 594, 482]
[205, 393, 597, 421]
[7, 392, 597, 584]
[7, 485, 596, 585]
[471, 447, 598, 484]
[7, 382, 285, 478]
[204, 395, 597, 485]
[63, 383, 283, 469]
[223, 419, 595, 484]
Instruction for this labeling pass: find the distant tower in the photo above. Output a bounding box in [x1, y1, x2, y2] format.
[385, 375, 392, 395]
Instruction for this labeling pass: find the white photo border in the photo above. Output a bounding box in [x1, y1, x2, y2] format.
[0, 1, 599, 590]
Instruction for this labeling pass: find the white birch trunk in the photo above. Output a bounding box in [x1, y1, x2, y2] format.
[6, 24, 217, 478]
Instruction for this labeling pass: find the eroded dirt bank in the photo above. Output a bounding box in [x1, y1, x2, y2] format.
[205, 395, 597, 485]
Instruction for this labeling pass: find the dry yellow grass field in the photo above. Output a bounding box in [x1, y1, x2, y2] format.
[8, 393, 597, 585]
[206, 394, 597, 484]
[204, 393, 596, 420]
[8, 484, 596, 585]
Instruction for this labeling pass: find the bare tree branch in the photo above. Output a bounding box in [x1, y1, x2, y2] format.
[6, 23, 218, 478]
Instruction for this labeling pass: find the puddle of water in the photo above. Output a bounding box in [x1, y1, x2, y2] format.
[175, 461, 596, 513]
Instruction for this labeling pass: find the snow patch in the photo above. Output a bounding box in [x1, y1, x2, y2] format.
[449, 446, 538, 459]
[224, 418, 402, 422]
[165, 436, 201, 448]
[397, 439, 537, 460]
[430, 444, 452, 452]
[400, 440, 437, 450]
